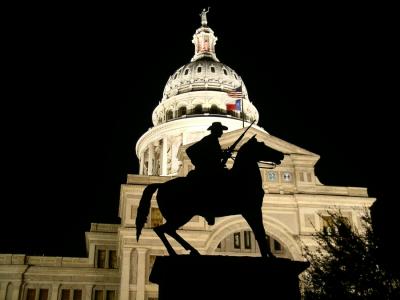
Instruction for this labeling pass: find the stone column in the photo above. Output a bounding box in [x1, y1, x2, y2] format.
[11, 282, 21, 300]
[148, 144, 154, 175]
[0, 282, 8, 300]
[161, 137, 168, 176]
[135, 248, 148, 300]
[84, 285, 93, 300]
[50, 283, 60, 300]
[119, 248, 132, 300]
[139, 152, 144, 175]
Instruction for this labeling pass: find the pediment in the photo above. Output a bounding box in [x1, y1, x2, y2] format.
[218, 126, 318, 157]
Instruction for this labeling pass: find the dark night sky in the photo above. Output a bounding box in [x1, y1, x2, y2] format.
[1, 2, 398, 266]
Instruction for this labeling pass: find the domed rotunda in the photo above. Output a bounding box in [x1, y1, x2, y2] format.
[136, 11, 264, 176]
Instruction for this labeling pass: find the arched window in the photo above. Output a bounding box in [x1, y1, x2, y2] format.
[223, 69, 228, 75]
[211, 66, 215, 73]
[177, 106, 187, 117]
[184, 69, 189, 75]
[193, 104, 203, 114]
[209, 104, 220, 114]
[197, 67, 202, 73]
[166, 110, 173, 121]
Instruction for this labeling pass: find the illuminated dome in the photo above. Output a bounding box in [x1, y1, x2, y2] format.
[162, 59, 249, 100]
[152, 11, 258, 126]
[162, 12, 249, 101]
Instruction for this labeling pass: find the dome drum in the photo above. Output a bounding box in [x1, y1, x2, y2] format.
[152, 91, 259, 126]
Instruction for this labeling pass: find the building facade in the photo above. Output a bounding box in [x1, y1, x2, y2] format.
[0, 12, 374, 300]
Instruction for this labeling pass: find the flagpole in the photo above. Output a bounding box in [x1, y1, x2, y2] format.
[241, 97, 244, 128]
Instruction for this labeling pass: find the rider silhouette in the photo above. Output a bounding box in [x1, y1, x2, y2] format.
[186, 122, 230, 225]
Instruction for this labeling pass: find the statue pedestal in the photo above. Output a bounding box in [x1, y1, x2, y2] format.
[150, 255, 309, 300]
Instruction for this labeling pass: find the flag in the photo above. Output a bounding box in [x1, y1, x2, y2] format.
[226, 85, 243, 111]
[226, 85, 243, 98]
[226, 99, 241, 111]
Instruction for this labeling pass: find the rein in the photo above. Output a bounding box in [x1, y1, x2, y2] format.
[258, 161, 277, 169]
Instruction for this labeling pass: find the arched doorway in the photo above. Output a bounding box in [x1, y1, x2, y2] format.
[205, 216, 303, 260]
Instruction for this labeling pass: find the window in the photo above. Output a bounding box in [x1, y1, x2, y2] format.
[234, 232, 241, 249]
[307, 173, 312, 182]
[193, 105, 202, 114]
[58, 289, 82, 300]
[184, 69, 189, 75]
[39, 289, 48, 300]
[151, 208, 163, 227]
[209, 104, 220, 114]
[299, 172, 304, 181]
[166, 110, 173, 121]
[61, 290, 70, 300]
[244, 231, 252, 249]
[274, 240, 282, 252]
[211, 66, 215, 73]
[282, 172, 292, 182]
[109, 250, 117, 269]
[94, 291, 103, 300]
[93, 290, 116, 300]
[73, 290, 82, 300]
[177, 106, 187, 117]
[197, 67, 202, 73]
[26, 289, 36, 300]
[105, 291, 116, 300]
[223, 69, 227, 75]
[97, 250, 106, 268]
[267, 171, 277, 182]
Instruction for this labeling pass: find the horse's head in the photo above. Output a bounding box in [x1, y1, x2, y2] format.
[238, 135, 284, 166]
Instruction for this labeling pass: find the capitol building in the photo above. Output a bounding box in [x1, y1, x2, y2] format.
[0, 12, 374, 300]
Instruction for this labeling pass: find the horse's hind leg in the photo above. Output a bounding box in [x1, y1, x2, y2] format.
[154, 221, 200, 256]
[243, 210, 274, 258]
[167, 230, 200, 256]
[154, 224, 177, 256]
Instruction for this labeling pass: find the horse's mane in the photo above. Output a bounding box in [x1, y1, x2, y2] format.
[231, 137, 257, 172]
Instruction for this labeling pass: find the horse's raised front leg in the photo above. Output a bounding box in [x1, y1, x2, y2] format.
[243, 210, 274, 258]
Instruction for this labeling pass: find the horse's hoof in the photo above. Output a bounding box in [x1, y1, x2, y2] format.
[167, 251, 178, 256]
[190, 250, 201, 256]
[262, 252, 275, 259]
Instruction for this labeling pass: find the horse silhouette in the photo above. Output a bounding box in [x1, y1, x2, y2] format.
[135, 135, 284, 258]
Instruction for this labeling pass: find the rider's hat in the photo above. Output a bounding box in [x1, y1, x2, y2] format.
[207, 122, 228, 131]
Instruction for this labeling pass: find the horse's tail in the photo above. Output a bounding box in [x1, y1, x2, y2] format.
[136, 183, 161, 242]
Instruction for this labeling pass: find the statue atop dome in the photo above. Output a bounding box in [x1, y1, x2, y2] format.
[200, 7, 210, 26]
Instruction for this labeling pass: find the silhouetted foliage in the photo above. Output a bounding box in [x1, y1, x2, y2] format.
[302, 211, 399, 300]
